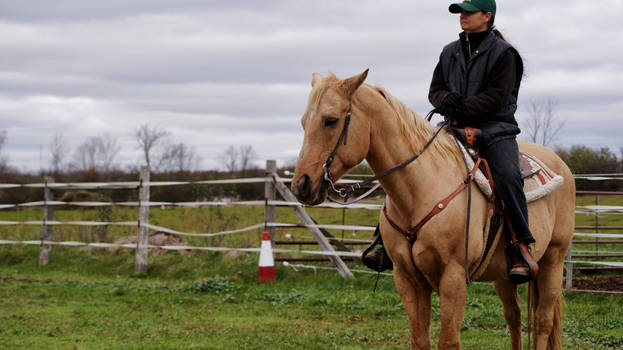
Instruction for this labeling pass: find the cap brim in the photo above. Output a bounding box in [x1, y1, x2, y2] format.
[449, 3, 481, 13]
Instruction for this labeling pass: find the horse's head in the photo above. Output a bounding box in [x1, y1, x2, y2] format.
[292, 69, 370, 205]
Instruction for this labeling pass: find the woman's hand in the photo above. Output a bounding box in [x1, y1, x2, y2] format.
[435, 92, 464, 116]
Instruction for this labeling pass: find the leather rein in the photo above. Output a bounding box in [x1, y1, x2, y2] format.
[382, 157, 483, 243]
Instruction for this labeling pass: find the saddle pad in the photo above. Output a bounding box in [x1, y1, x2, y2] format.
[458, 142, 564, 203]
[519, 151, 564, 202]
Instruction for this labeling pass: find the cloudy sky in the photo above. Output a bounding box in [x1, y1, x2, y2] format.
[1, 0, 622, 172]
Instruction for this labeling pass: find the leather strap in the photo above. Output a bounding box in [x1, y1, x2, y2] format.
[505, 213, 540, 282]
[382, 158, 483, 245]
[323, 99, 352, 170]
[335, 120, 448, 200]
[383, 205, 418, 244]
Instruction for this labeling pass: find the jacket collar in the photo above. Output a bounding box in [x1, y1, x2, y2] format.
[459, 29, 496, 56]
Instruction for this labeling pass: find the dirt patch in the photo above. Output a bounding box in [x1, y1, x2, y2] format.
[572, 274, 623, 292]
[111, 231, 191, 255]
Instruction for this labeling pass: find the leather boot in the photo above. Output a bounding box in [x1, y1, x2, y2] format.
[363, 246, 393, 272]
[507, 242, 538, 285]
[361, 225, 393, 272]
[509, 261, 530, 281]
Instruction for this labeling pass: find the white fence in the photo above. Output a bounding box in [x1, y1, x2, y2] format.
[0, 163, 379, 278]
[1, 165, 622, 291]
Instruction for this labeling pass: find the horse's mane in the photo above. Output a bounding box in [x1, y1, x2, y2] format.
[371, 85, 461, 164]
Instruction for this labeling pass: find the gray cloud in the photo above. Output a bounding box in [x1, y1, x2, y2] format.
[1, 0, 622, 172]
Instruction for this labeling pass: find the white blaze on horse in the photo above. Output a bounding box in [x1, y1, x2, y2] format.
[291, 70, 575, 350]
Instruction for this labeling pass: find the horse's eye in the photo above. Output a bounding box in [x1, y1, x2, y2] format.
[324, 117, 339, 127]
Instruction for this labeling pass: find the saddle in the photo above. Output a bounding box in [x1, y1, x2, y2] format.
[449, 126, 550, 283]
[449, 126, 563, 202]
[451, 126, 482, 149]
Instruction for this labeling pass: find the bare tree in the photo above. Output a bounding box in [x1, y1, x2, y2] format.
[134, 124, 170, 169]
[218, 145, 259, 173]
[156, 141, 199, 172]
[49, 133, 68, 175]
[220, 145, 239, 172]
[97, 134, 121, 173]
[70, 134, 121, 172]
[523, 97, 564, 146]
[238, 145, 258, 173]
[0, 130, 8, 174]
[70, 138, 98, 172]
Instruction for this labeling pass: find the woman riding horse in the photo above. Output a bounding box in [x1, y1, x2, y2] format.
[364, 0, 537, 283]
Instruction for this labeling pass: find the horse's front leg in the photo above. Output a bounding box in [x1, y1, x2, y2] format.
[437, 263, 466, 350]
[383, 220, 433, 349]
[394, 266, 433, 350]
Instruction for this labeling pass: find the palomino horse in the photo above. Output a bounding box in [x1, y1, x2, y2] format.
[291, 70, 575, 350]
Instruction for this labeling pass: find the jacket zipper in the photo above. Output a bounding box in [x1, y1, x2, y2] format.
[466, 33, 471, 59]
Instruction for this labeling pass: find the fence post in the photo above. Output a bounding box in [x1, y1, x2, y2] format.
[270, 171, 354, 279]
[264, 160, 277, 242]
[39, 176, 54, 266]
[136, 166, 150, 274]
[565, 244, 573, 292]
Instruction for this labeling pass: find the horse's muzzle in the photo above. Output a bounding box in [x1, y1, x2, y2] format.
[293, 174, 311, 198]
[291, 173, 325, 205]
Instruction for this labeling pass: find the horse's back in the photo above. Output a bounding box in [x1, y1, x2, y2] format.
[518, 141, 575, 249]
[518, 142, 572, 181]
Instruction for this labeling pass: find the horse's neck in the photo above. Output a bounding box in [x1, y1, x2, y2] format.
[363, 94, 461, 221]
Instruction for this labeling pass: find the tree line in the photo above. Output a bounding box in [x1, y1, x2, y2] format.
[0, 124, 264, 179]
[0, 114, 621, 207]
[0, 124, 265, 206]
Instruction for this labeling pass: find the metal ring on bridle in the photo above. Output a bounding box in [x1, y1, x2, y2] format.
[323, 163, 348, 197]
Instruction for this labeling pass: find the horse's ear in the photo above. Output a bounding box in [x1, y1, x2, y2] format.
[311, 72, 323, 87]
[340, 69, 369, 97]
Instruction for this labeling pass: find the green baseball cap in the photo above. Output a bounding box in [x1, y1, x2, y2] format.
[449, 0, 496, 17]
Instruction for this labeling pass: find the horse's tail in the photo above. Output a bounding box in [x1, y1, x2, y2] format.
[527, 279, 564, 350]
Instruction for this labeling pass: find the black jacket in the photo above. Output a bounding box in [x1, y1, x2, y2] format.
[429, 30, 524, 146]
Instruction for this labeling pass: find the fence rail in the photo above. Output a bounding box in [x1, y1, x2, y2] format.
[1, 165, 622, 291]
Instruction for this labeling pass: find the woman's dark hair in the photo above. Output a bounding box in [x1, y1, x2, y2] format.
[486, 15, 506, 41]
[485, 13, 525, 77]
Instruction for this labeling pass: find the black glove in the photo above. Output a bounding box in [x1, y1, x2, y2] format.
[435, 92, 464, 117]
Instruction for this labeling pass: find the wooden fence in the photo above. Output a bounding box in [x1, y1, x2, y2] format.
[0, 162, 622, 292]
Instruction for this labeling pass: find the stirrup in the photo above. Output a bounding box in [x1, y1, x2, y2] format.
[361, 225, 393, 272]
[361, 226, 382, 260]
[505, 242, 539, 284]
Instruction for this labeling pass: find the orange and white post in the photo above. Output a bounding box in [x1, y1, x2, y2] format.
[258, 231, 276, 282]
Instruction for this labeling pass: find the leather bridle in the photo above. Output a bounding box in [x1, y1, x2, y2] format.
[322, 99, 353, 198]
[322, 104, 446, 201]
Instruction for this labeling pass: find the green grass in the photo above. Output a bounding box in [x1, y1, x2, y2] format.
[0, 246, 622, 349]
[1, 199, 622, 349]
[576, 194, 623, 207]
[0, 205, 381, 263]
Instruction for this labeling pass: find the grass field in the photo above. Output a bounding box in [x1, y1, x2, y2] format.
[1, 195, 623, 349]
[1, 245, 623, 350]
